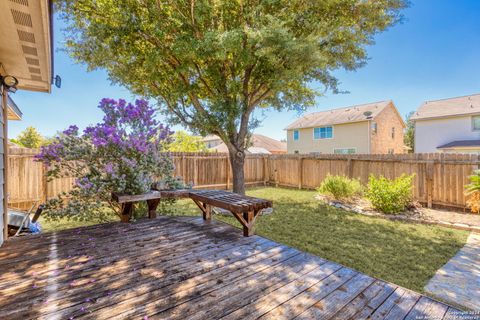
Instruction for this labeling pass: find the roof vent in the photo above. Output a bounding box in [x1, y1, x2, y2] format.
[25, 57, 39, 66]
[363, 111, 373, 117]
[28, 67, 40, 74]
[17, 30, 35, 43]
[22, 45, 37, 56]
[10, 0, 29, 6]
[11, 9, 32, 27]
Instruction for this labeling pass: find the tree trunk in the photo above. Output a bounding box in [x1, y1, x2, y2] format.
[228, 149, 246, 195]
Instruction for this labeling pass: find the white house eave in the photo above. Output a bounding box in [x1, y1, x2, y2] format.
[0, 0, 53, 93]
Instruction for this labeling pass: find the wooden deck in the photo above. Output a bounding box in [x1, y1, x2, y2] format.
[0, 217, 466, 319]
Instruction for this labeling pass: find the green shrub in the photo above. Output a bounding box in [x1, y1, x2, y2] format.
[317, 175, 363, 200]
[465, 169, 480, 213]
[365, 174, 414, 214]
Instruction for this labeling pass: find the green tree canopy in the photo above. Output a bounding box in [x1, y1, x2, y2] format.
[166, 131, 209, 152]
[10, 126, 48, 149]
[57, 0, 407, 193]
[404, 111, 415, 153]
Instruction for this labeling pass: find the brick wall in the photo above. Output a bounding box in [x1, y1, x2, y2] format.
[370, 102, 406, 154]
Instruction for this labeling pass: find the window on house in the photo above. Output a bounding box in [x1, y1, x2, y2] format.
[371, 122, 377, 134]
[313, 126, 333, 139]
[473, 116, 480, 131]
[293, 130, 299, 141]
[391, 127, 395, 139]
[334, 148, 356, 154]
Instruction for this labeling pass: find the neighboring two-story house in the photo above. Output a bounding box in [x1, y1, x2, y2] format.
[412, 94, 480, 153]
[285, 100, 405, 154]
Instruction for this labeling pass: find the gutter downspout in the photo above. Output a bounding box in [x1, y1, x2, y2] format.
[48, 0, 54, 85]
[1, 86, 8, 241]
[367, 120, 371, 154]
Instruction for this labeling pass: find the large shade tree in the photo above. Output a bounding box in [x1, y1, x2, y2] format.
[57, 0, 407, 194]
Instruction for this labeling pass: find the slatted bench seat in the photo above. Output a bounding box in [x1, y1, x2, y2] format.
[112, 191, 162, 222]
[185, 190, 272, 237]
[113, 189, 272, 236]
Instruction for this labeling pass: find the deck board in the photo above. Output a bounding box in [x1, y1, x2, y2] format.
[0, 217, 465, 319]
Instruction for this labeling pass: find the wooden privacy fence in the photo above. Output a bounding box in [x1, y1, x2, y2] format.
[7, 150, 480, 210]
[8, 147, 75, 210]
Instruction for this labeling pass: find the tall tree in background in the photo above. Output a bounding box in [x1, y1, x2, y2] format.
[57, 0, 407, 194]
[404, 111, 415, 153]
[10, 126, 47, 149]
[166, 131, 209, 152]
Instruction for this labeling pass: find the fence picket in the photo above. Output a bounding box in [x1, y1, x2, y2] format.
[7, 149, 479, 211]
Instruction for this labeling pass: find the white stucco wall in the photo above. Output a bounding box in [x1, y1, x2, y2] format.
[415, 115, 480, 153]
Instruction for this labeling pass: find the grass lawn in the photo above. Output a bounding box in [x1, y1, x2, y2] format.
[39, 187, 468, 293]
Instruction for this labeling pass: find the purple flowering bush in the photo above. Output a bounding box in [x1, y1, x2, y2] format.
[35, 98, 174, 221]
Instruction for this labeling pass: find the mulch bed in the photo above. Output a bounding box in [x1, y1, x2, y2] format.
[316, 195, 480, 233]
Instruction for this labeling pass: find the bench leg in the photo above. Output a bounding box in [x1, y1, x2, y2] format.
[147, 199, 160, 219]
[203, 204, 212, 221]
[243, 211, 254, 237]
[120, 203, 133, 222]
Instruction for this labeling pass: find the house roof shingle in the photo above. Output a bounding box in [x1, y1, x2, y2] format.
[208, 134, 286, 153]
[411, 93, 480, 121]
[437, 140, 480, 149]
[284, 100, 392, 130]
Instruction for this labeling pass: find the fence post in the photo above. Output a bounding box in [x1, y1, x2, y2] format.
[225, 156, 230, 190]
[193, 156, 198, 187]
[298, 157, 303, 189]
[41, 164, 48, 203]
[274, 158, 278, 188]
[181, 155, 186, 179]
[346, 158, 353, 178]
[263, 156, 268, 186]
[426, 160, 434, 208]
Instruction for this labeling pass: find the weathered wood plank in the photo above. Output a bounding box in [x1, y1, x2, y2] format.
[0, 217, 466, 320]
[295, 273, 375, 320]
[169, 253, 328, 320]
[111, 190, 161, 203]
[405, 296, 448, 320]
[220, 261, 343, 320]
[258, 267, 358, 319]
[331, 280, 394, 320]
[70, 248, 301, 320]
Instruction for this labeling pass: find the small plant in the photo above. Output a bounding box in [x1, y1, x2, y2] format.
[465, 170, 480, 213]
[365, 174, 414, 214]
[317, 175, 363, 201]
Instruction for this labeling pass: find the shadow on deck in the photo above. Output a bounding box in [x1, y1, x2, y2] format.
[0, 216, 467, 319]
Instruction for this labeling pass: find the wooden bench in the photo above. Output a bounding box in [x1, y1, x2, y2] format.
[112, 191, 162, 222]
[184, 190, 272, 237]
[113, 189, 272, 236]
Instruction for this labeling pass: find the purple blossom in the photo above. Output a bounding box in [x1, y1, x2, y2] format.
[63, 125, 79, 136]
[35, 142, 64, 163]
[35, 98, 175, 198]
[75, 177, 93, 190]
[104, 163, 115, 174]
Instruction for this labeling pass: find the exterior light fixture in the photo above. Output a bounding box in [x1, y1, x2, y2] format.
[1, 75, 19, 93]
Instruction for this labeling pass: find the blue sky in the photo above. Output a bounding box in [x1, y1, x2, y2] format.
[9, 0, 480, 141]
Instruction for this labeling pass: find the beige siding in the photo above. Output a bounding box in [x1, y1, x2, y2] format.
[287, 121, 370, 154]
[370, 102, 406, 154]
[0, 95, 4, 246]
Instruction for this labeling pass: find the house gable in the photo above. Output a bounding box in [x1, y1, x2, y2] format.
[370, 101, 406, 154]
